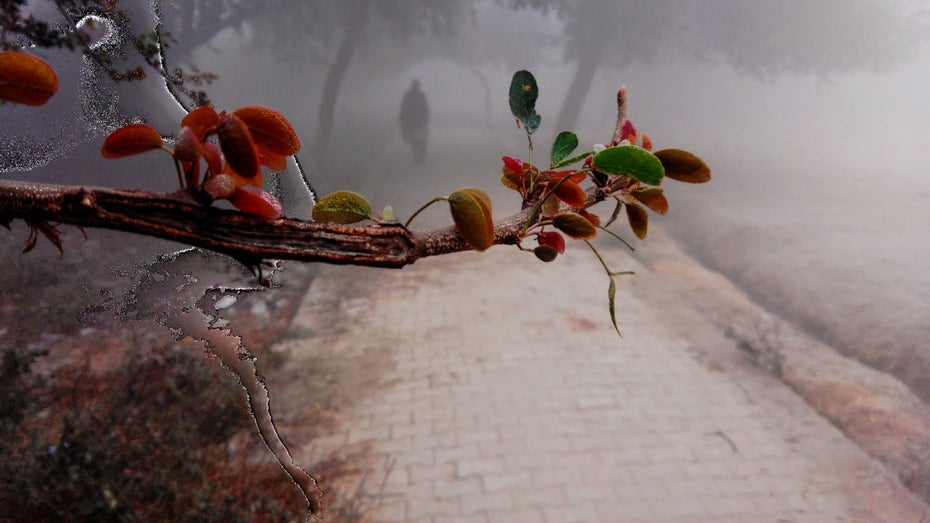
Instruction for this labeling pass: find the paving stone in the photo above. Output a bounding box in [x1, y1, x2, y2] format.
[287, 246, 930, 522]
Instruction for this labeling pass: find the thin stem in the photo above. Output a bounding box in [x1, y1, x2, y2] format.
[584, 239, 612, 275]
[598, 226, 636, 252]
[404, 196, 448, 228]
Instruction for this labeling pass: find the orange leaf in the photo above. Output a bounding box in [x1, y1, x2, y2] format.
[229, 187, 283, 219]
[552, 212, 597, 240]
[653, 149, 711, 184]
[216, 112, 261, 181]
[448, 187, 494, 251]
[0, 51, 58, 106]
[552, 180, 587, 208]
[173, 127, 202, 162]
[181, 105, 219, 140]
[101, 123, 164, 158]
[259, 150, 287, 170]
[625, 202, 649, 239]
[630, 187, 668, 215]
[233, 105, 301, 156]
[224, 161, 263, 188]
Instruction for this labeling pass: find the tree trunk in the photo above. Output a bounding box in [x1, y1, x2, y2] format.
[554, 51, 602, 134]
[312, 0, 372, 161]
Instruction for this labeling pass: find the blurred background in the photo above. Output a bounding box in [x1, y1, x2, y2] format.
[2, 0, 929, 520]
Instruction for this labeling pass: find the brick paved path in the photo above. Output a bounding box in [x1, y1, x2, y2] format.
[283, 243, 929, 522]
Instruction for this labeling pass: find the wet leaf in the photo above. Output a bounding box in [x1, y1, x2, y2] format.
[550, 131, 578, 166]
[533, 245, 558, 262]
[578, 209, 601, 228]
[552, 212, 597, 240]
[552, 179, 587, 208]
[501, 172, 521, 192]
[232, 105, 301, 156]
[654, 149, 711, 183]
[173, 126, 201, 162]
[101, 123, 164, 158]
[536, 231, 565, 254]
[448, 187, 494, 251]
[203, 173, 236, 200]
[608, 278, 621, 337]
[592, 145, 664, 186]
[259, 150, 287, 170]
[224, 161, 263, 188]
[630, 187, 668, 215]
[502, 156, 524, 174]
[229, 187, 283, 219]
[625, 201, 649, 239]
[312, 190, 373, 224]
[0, 51, 58, 106]
[541, 194, 561, 217]
[552, 150, 594, 169]
[201, 142, 223, 176]
[216, 112, 261, 181]
[508, 70, 541, 134]
[181, 105, 219, 140]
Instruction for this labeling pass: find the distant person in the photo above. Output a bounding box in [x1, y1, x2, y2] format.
[399, 79, 429, 164]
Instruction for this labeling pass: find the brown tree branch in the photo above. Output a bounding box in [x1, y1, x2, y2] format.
[0, 178, 622, 268]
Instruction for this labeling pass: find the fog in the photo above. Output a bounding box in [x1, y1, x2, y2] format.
[132, 0, 930, 400]
[2, 0, 930, 512]
[1, 0, 928, 396]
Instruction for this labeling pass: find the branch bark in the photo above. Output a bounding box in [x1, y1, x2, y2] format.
[0, 178, 623, 269]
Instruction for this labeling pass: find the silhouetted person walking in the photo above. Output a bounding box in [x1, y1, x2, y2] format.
[399, 79, 429, 164]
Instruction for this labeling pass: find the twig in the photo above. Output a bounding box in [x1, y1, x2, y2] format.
[0, 178, 625, 269]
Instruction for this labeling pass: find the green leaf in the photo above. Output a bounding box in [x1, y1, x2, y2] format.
[552, 149, 594, 169]
[608, 278, 621, 337]
[552, 212, 597, 240]
[448, 187, 495, 252]
[508, 70, 541, 134]
[653, 149, 712, 183]
[592, 145, 665, 186]
[550, 131, 578, 166]
[312, 190, 372, 224]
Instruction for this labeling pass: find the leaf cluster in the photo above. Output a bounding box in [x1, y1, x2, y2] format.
[101, 104, 301, 220]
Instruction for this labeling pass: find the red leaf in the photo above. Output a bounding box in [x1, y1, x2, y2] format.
[552, 180, 587, 208]
[0, 51, 58, 106]
[224, 161, 263, 188]
[229, 187, 283, 219]
[545, 170, 586, 185]
[181, 105, 219, 140]
[259, 150, 287, 170]
[577, 209, 601, 228]
[216, 112, 261, 181]
[621, 120, 637, 142]
[101, 123, 164, 158]
[173, 126, 201, 162]
[536, 231, 566, 254]
[502, 156, 524, 173]
[203, 173, 236, 200]
[232, 105, 300, 156]
[201, 142, 223, 176]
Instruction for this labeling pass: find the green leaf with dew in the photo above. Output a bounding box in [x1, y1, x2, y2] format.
[550, 131, 578, 166]
[552, 149, 594, 169]
[312, 190, 372, 224]
[509, 70, 541, 134]
[592, 145, 664, 186]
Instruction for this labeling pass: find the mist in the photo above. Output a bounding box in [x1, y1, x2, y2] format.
[154, 0, 930, 398]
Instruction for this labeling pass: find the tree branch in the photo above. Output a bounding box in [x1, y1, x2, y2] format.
[0, 178, 622, 269]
